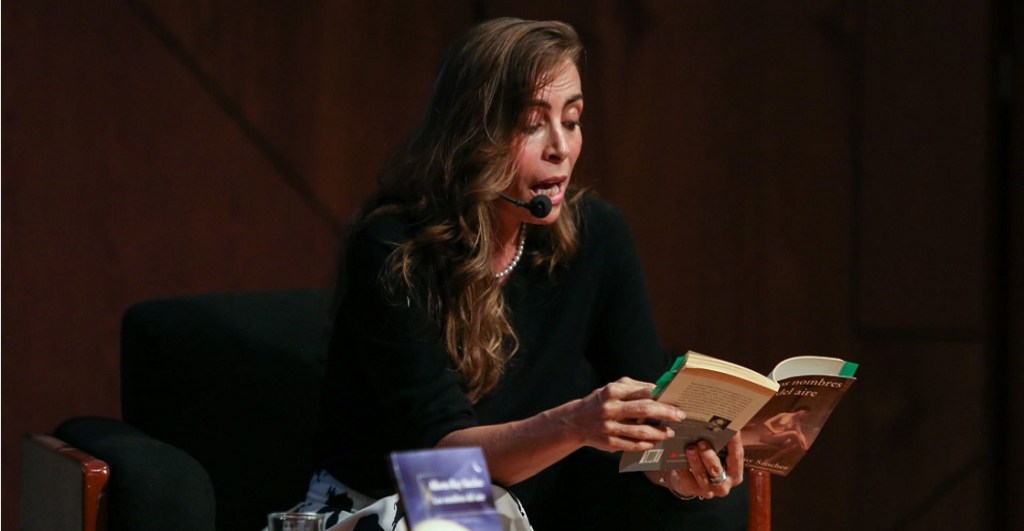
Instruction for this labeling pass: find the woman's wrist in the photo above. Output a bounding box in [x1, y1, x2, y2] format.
[656, 471, 701, 501]
[543, 398, 591, 447]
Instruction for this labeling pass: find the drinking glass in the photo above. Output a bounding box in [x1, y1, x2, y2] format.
[267, 512, 327, 531]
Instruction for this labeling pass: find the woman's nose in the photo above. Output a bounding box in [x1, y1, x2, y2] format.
[544, 126, 569, 162]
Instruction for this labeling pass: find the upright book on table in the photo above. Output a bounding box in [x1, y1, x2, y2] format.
[619, 351, 858, 476]
[390, 447, 502, 531]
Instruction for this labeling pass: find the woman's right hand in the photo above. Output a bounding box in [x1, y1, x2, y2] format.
[437, 377, 684, 485]
[556, 377, 685, 452]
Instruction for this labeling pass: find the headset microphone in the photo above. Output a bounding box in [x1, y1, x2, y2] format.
[499, 193, 553, 218]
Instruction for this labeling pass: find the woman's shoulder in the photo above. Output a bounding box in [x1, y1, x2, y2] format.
[341, 212, 414, 277]
[564, 192, 645, 276]
[576, 192, 633, 240]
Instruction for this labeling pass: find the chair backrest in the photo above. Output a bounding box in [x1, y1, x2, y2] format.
[119, 289, 331, 531]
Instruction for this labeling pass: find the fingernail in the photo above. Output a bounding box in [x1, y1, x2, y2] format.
[675, 408, 686, 420]
[698, 441, 711, 451]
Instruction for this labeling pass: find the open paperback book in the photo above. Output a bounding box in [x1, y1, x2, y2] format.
[619, 351, 858, 476]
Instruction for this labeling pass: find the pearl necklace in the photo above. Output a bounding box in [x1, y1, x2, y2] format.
[495, 224, 526, 279]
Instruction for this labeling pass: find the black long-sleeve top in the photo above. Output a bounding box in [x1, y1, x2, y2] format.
[314, 194, 671, 499]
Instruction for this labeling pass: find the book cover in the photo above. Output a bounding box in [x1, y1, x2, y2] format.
[740, 358, 857, 475]
[389, 447, 502, 531]
[618, 352, 857, 476]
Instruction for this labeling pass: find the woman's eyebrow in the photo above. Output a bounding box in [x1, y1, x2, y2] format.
[528, 93, 585, 109]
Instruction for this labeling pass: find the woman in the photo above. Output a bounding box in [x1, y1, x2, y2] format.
[305, 18, 746, 530]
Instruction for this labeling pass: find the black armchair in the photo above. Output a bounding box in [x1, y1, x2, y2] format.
[22, 289, 332, 531]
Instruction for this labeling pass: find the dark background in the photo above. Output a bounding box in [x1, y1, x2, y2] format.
[3, 1, 1021, 529]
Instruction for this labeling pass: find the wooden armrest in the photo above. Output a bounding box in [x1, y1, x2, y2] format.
[748, 468, 771, 531]
[20, 434, 110, 531]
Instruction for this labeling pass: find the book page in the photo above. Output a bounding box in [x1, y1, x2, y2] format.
[768, 355, 857, 381]
[659, 368, 776, 424]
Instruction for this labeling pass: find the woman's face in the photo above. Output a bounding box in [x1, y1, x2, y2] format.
[499, 60, 583, 228]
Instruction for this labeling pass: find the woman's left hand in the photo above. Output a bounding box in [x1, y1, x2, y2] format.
[660, 433, 745, 499]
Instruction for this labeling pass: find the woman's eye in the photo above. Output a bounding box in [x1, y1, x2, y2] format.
[523, 122, 544, 133]
[563, 120, 581, 131]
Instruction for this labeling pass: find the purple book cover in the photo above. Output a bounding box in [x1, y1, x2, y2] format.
[389, 447, 501, 531]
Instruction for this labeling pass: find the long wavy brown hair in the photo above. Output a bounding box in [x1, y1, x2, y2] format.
[350, 18, 585, 402]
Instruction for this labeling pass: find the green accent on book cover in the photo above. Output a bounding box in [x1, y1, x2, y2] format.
[653, 355, 687, 397]
[840, 361, 859, 378]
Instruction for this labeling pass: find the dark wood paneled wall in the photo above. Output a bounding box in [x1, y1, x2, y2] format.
[1009, 1, 1024, 527]
[3, 1, 1018, 529]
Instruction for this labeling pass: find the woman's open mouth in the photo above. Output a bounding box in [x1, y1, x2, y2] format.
[532, 182, 561, 196]
[531, 177, 568, 201]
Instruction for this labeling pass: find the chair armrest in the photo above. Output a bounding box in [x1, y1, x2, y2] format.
[20, 433, 110, 531]
[53, 417, 216, 531]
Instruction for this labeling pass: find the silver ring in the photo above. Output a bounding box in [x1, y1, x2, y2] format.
[708, 470, 728, 485]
